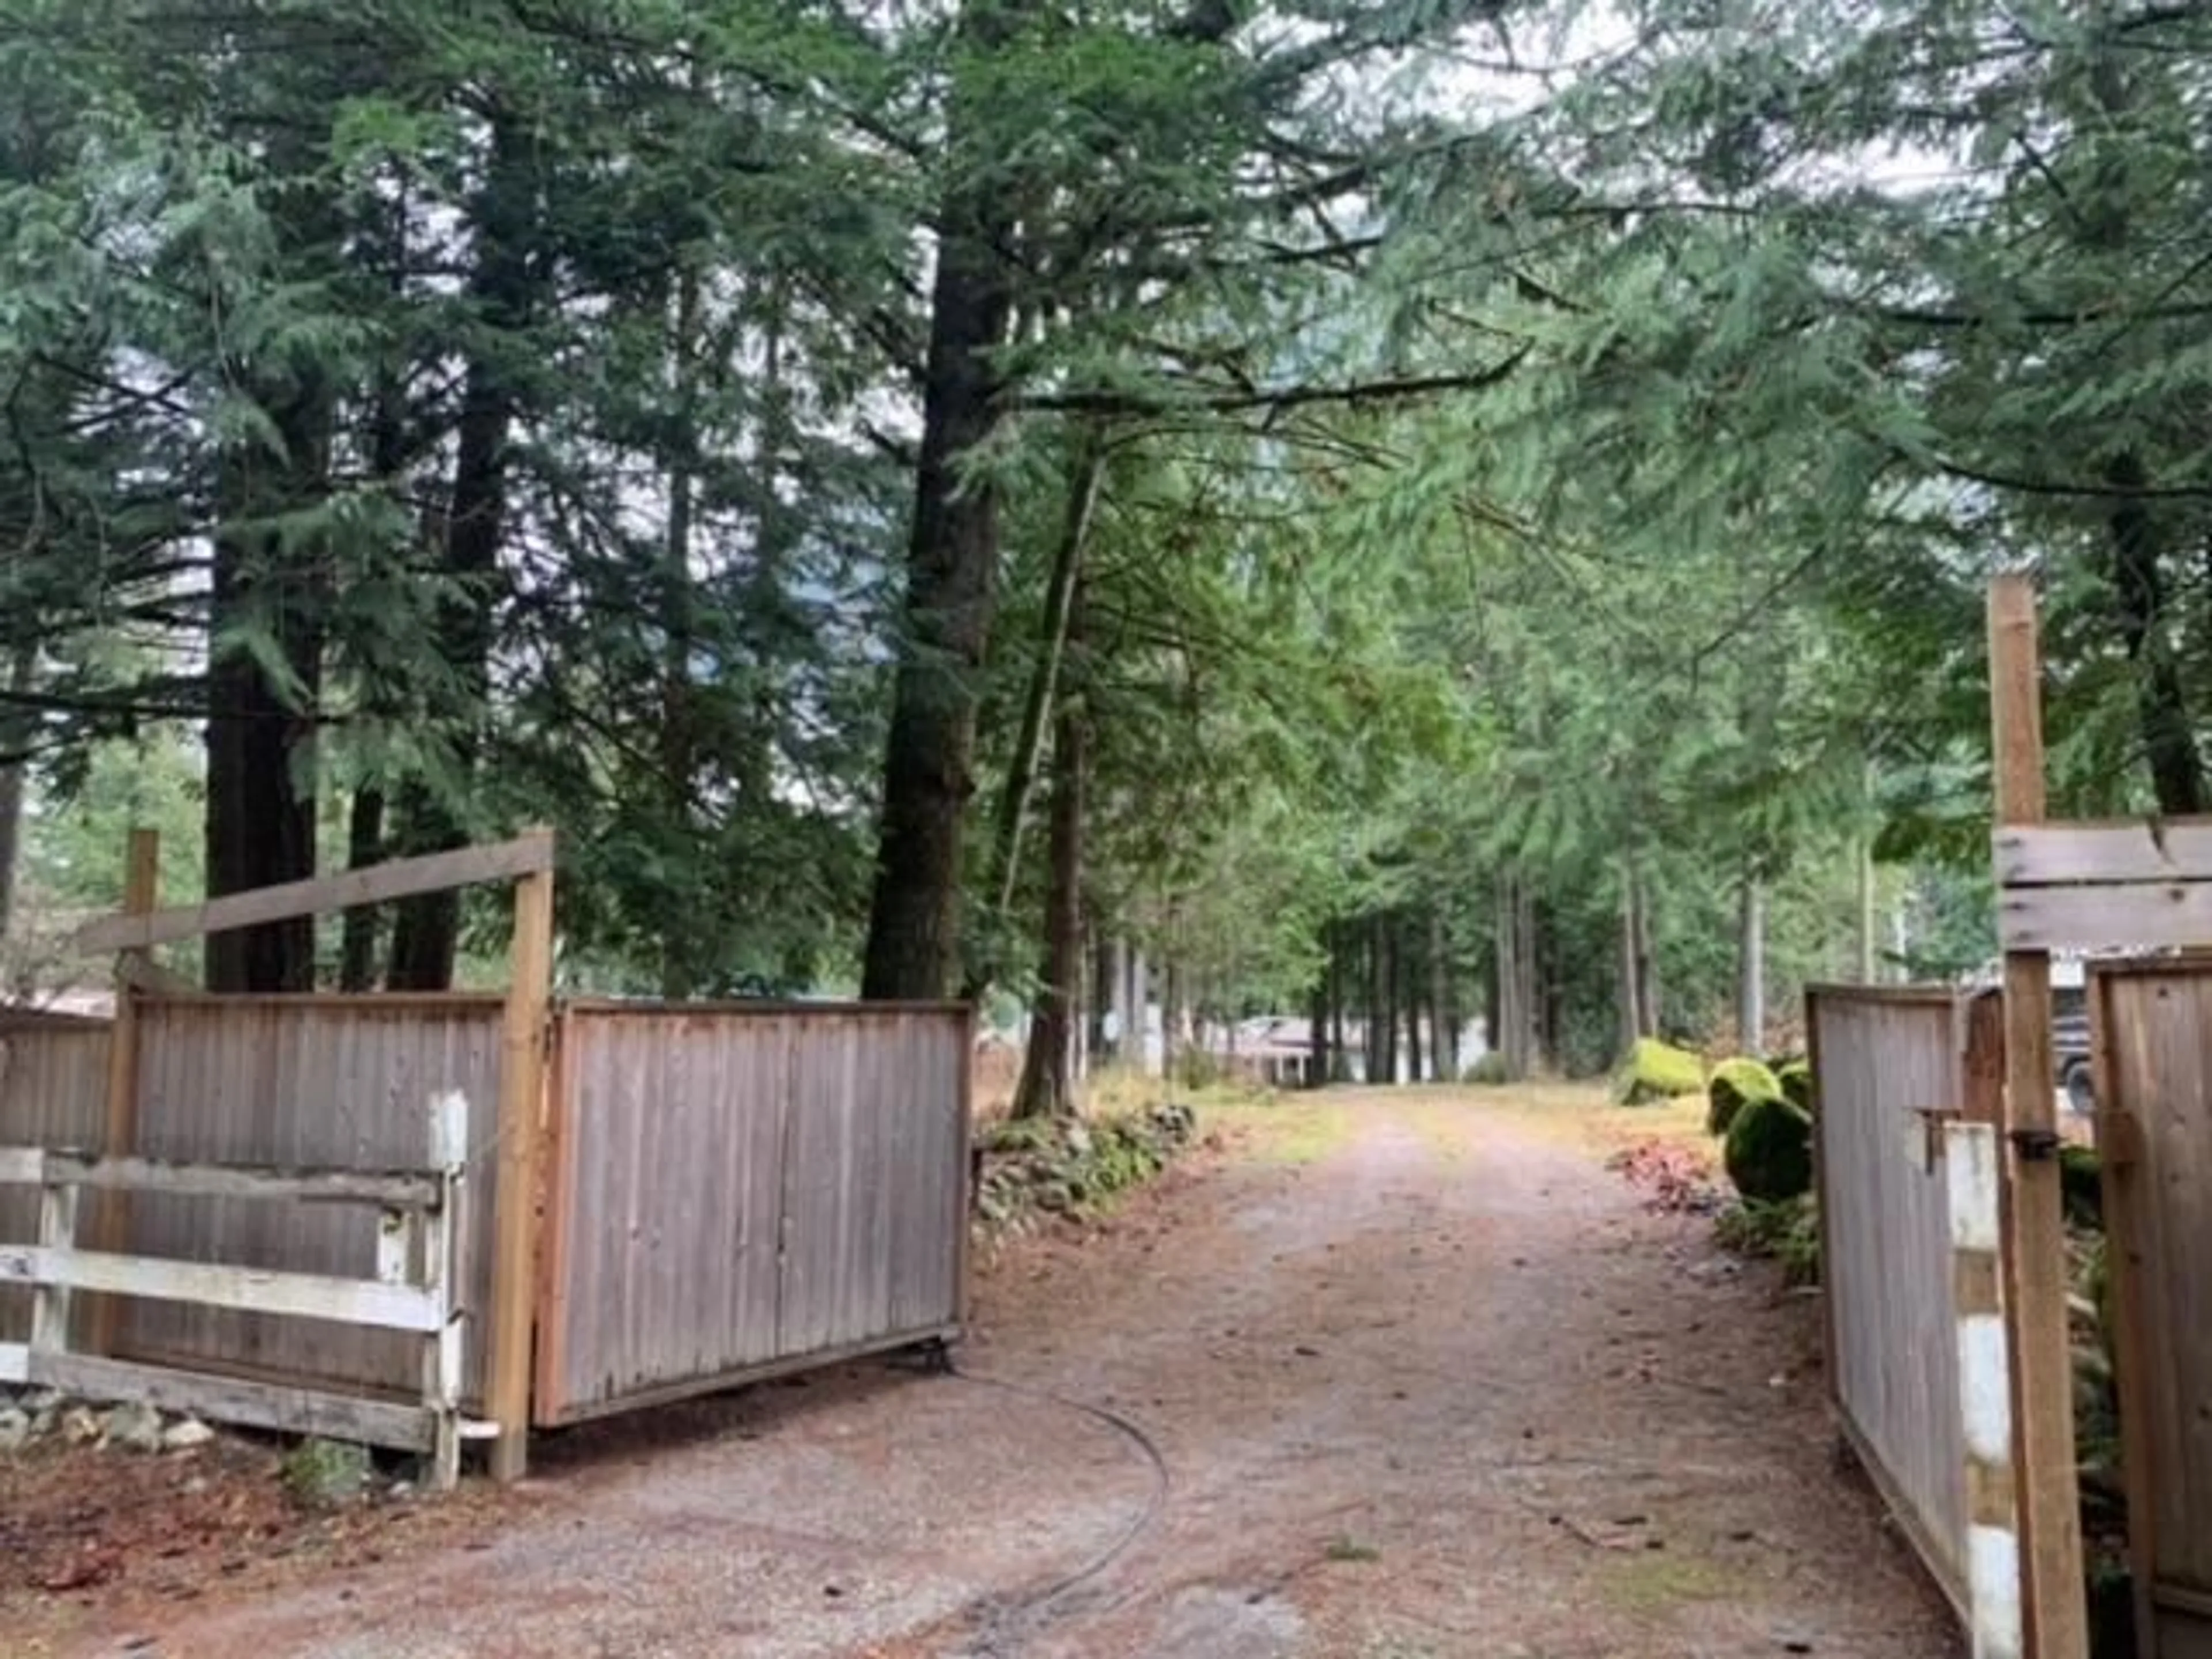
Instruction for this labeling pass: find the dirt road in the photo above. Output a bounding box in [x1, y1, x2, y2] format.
[39, 1089, 1957, 1659]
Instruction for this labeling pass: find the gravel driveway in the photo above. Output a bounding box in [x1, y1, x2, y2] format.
[43, 1089, 1959, 1659]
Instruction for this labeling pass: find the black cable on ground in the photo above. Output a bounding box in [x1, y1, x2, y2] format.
[923, 1353, 1173, 1615]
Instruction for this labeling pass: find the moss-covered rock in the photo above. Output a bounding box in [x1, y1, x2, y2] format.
[1724, 1095, 1815, 1204]
[1706, 1057, 1782, 1137]
[1611, 1038, 1705, 1106]
[1775, 1058, 1815, 1116]
[1461, 1052, 1513, 1086]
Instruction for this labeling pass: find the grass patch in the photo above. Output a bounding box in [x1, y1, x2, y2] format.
[1325, 1535, 1383, 1563]
[1599, 1551, 1730, 1613]
[1200, 1092, 1355, 1165]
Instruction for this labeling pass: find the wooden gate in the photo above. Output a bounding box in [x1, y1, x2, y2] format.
[1811, 986, 1983, 1620]
[532, 1002, 972, 1425]
[2091, 963, 2212, 1659]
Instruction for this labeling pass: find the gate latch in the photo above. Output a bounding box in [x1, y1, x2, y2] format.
[2008, 1127, 2062, 1161]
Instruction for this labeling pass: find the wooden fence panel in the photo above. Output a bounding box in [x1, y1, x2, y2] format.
[0, 1015, 112, 1344]
[117, 997, 502, 1406]
[537, 1003, 968, 1425]
[1812, 987, 1971, 1618]
[2094, 966, 2212, 1658]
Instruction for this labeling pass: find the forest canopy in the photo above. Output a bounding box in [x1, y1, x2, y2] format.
[2, 1, 2204, 1095]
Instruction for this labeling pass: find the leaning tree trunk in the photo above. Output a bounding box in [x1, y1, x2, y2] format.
[1009, 582, 1089, 1122]
[968, 433, 1105, 1001]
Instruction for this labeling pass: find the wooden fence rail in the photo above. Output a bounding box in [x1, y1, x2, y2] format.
[0, 1092, 477, 1487]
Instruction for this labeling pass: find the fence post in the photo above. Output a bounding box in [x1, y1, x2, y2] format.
[487, 833, 555, 1482]
[1986, 575, 2088, 1659]
[90, 827, 159, 1356]
[1947, 1119, 2024, 1659]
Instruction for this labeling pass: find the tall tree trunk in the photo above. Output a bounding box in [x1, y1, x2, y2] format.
[1378, 914, 1400, 1084]
[657, 266, 704, 999]
[968, 433, 1105, 1000]
[1009, 583, 1088, 1121]
[858, 124, 1017, 1002]
[1429, 908, 1453, 1079]
[1401, 914, 1424, 1082]
[1328, 923, 1348, 1081]
[0, 642, 35, 945]
[2105, 452, 2206, 815]
[1162, 933, 1182, 1086]
[1512, 874, 1544, 1073]
[1537, 896, 1563, 1066]
[1495, 875, 1521, 1079]
[1087, 925, 1113, 1067]
[1125, 945, 1147, 1075]
[1737, 866, 1766, 1056]
[204, 370, 330, 993]
[1617, 866, 1641, 1059]
[1108, 936, 1130, 1065]
[1631, 869, 1658, 1039]
[388, 113, 541, 990]
[338, 787, 385, 992]
[1362, 914, 1381, 1082]
[1308, 922, 1332, 1089]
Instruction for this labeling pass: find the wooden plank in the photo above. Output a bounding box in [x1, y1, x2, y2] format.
[41, 1152, 440, 1209]
[1998, 882, 2212, 953]
[0, 1247, 445, 1332]
[487, 852, 555, 1482]
[26, 1350, 435, 1452]
[1995, 820, 2212, 887]
[0, 1147, 42, 1185]
[0, 1340, 26, 1384]
[90, 827, 159, 1357]
[72, 832, 555, 956]
[955, 1004, 976, 1332]
[118, 956, 203, 998]
[1802, 982, 1956, 1007]
[1987, 573, 2089, 1659]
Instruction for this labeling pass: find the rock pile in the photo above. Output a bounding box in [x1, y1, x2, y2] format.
[0, 1389, 215, 1456]
[975, 1102, 1199, 1228]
